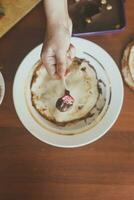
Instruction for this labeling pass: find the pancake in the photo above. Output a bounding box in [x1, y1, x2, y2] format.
[31, 58, 100, 124]
[122, 41, 134, 91]
[128, 42, 134, 80]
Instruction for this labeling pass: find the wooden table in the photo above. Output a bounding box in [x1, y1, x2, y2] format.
[0, 1, 134, 200]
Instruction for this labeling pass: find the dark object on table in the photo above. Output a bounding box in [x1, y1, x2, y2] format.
[68, 0, 126, 35]
[0, 4, 5, 18]
[56, 90, 74, 112]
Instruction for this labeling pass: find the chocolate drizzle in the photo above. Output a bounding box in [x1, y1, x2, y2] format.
[81, 67, 86, 71]
[98, 79, 106, 87]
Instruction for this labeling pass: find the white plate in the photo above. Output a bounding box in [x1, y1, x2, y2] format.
[0, 72, 5, 105]
[13, 37, 124, 148]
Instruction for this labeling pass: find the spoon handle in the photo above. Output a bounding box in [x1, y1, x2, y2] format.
[62, 76, 69, 91]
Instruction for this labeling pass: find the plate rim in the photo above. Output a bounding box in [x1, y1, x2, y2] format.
[0, 72, 5, 105]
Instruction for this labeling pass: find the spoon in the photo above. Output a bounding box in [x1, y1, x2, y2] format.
[62, 76, 69, 91]
[56, 76, 74, 112]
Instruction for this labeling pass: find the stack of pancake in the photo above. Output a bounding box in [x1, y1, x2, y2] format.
[122, 41, 134, 91]
[31, 58, 100, 124]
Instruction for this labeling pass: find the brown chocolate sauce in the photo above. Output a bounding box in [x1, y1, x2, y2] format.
[81, 67, 86, 71]
[98, 79, 106, 87]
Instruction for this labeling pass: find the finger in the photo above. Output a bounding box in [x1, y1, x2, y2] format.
[41, 49, 57, 78]
[42, 56, 57, 78]
[66, 44, 75, 70]
[45, 63, 56, 78]
[67, 44, 76, 60]
[42, 58, 56, 76]
[56, 52, 67, 78]
[41, 47, 55, 65]
[44, 56, 56, 66]
[65, 68, 71, 76]
[66, 57, 72, 68]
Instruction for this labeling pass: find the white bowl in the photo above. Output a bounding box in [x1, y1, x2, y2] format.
[13, 37, 124, 148]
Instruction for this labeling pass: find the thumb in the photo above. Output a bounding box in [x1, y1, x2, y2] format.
[56, 52, 67, 78]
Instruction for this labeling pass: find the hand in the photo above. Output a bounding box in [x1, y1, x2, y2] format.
[41, 18, 75, 79]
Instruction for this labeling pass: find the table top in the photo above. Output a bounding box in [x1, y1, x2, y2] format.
[0, 1, 134, 200]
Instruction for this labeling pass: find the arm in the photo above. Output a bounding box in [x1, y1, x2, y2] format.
[44, 0, 69, 26]
[41, 0, 75, 78]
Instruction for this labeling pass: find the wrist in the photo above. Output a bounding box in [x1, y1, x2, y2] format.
[47, 17, 72, 38]
[47, 13, 70, 29]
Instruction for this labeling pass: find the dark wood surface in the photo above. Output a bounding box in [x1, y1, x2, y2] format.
[0, 1, 134, 200]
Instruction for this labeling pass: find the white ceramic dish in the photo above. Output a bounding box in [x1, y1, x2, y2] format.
[0, 72, 5, 105]
[13, 37, 124, 148]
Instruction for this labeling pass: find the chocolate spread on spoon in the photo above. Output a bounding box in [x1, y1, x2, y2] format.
[56, 90, 74, 112]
